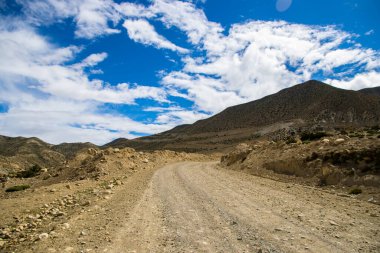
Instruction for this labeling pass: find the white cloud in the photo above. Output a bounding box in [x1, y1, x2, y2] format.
[325, 72, 380, 90]
[154, 108, 209, 125]
[163, 20, 380, 114]
[116, 2, 154, 18]
[122, 19, 189, 53]
[74, 0, 121, 39]
[74, 52, 108, 69]
[2, 0, 380, 145]
[0, 21, 168, 104]
[365, 29, 374, 36]
[0, 19, 172, 144]
[0, 101, 170, 145]
[150, 0, 223, 45]
[16, 0, 121, 39]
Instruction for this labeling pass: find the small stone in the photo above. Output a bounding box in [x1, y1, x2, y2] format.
[62, 223, 70, 229]
[50, 189, 57, 193]
[64, 247, 74, 252]
[38, 233, 49, 240]
[329, 220, 339, 226]
[82, 200, 91, 206]
[334, 138, 345, 144]
[321, 138, 330, 144]
[237, 236, 242, 240]
[115, 180, 122, 186]
[66, 185, 72, 189]
[80, 231, 87, 236]
[368, 197, 374, 202]
[0, 240, 6, 247]
[142, 159, 149, 163]
[49, 231, 57, 238]
[105, 184, 114, 190]
[104, 190, 112, 195]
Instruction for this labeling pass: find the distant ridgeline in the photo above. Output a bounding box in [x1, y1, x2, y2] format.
[105, 80, 380, 152]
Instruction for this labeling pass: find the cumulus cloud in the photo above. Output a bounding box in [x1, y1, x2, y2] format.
[16, 0, 121, 39]
[123, 19, 189, 53]
[0, 100, 170, 144]
[0, 21, 168, 104]
[2, 0, 380, 144]
[0, 19, 171, 144]
[150, 0, 223, 46]
[325, 72, 380, 90]
[166, 20, 380, 113]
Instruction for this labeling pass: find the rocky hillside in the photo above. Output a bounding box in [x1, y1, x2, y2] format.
[359, 86, 380, 97]
[221, 128, 380, 189]
[0, 136, 98, 174]
[106, 80, 380, 152]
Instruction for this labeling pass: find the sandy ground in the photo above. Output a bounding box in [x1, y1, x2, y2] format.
[3, 161, 379, 253]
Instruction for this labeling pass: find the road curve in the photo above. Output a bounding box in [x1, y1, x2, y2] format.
[108, 162, 380, 253]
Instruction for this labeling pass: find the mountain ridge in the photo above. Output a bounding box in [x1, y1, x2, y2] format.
[105, 80, 380, 152]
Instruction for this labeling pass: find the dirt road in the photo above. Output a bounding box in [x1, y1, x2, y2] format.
[106, 162, 379, 253]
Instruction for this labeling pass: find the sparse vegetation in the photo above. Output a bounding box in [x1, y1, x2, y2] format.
[16, 164, 42, 178]
[300, 131, 327, 141]
[285, 136, 296, 144]
[349, 188, 362, 195]
[5, 184, 30, 192]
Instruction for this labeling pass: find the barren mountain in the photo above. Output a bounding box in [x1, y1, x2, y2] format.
[1, 82, 380, 253]
[0, 136, 98, 174]
[106, 80, 380, 152]
[359, 86, 380, 97]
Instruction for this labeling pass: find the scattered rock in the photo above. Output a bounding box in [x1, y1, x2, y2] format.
[329, 220, 339, 226]
[62, 223, 70, 229]
[82, 200, 91, 206]
[334, 138, 345, 144]
[321, 138, 330, 144]
[38, 233, 49, 240]
[64, 246, 74, 252]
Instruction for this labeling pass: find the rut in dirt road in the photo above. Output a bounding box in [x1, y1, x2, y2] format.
[108, 162, 380, 253]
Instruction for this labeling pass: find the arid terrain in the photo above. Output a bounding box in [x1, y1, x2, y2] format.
[1, 82, 380, 252]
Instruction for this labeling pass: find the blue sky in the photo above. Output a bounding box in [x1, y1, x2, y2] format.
[0, 0, 379, 144]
